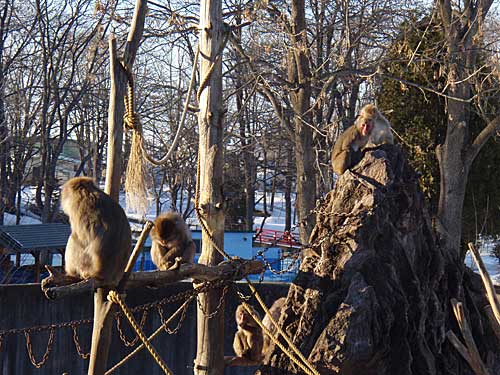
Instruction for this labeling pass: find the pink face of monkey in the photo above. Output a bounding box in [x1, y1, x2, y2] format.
[360, 120, 374, 137]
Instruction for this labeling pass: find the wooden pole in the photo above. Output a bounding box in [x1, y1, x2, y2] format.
[103, 35, 124, 200]
[194, 0, 225, 373]
[468, 242, 500, 327]
[90, 1, 148, 373]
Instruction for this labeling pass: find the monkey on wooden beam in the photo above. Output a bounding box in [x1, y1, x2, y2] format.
[61, 177, 132, 287]
[150, 212, 196, 271]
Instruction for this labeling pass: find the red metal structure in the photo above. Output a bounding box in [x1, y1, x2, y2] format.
[253, 229, 301, 249]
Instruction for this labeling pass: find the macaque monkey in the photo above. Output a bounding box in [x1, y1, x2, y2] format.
[262, 297, 286, 355]
[150, 212, 196, 271]
[331, 104, 393, 175]
[226, 304, 264, 366]
[61, 177, 132, 286]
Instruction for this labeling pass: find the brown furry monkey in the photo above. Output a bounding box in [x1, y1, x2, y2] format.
[150, 212, 196, 271]
[226, 304, 264, 366]
[61, 177, 132, 286]
[331, 104, 393, 175]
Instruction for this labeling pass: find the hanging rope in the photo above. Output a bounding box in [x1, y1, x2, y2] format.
[116, 308, 149, 347]
[238, 301, 318, 375]
[121, 61, 149, 216]
[196, 31, 230, 103]
[106, 280, 226, 374]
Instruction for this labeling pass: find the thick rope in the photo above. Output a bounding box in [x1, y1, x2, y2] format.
[107, 290, 173, 375]
[193, 154, 320, 375]
[106, 297, 194, 375]
[239, 302, 317, 375]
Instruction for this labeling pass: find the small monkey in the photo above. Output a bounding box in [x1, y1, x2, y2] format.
[262, 297, 286, 355]
[61, 177, 132, 286]
[331, 104, 393, 175]
[226, 304, 264, 366]
[150, 212, 196, 271]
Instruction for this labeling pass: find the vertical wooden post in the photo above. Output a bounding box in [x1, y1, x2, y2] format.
[194, 0, 225, 373]
[33, 252, 40, 283]
[90, 1, 148, 373]
[104, 35, 125, 201]
[88, 36, 122, 375]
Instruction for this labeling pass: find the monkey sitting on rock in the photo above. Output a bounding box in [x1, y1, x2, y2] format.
[150, 212, 196, 271]
[331, 104, 394, 175]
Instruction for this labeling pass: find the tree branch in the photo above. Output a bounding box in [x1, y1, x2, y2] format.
[466, 115, 500, 165]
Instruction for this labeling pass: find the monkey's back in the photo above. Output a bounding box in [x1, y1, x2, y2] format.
[63, 177, 132, 285]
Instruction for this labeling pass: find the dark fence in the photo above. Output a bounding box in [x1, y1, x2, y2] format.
[0, 282, 288, 375]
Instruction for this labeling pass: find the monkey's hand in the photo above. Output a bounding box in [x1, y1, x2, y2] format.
[41, 265, 81, 299]
[168, 257, 183, 271]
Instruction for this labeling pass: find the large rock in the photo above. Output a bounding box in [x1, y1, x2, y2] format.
[259, 145, 500, 375]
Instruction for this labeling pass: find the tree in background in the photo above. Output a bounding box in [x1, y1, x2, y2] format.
[434, 0, 500, 258]
[379, 9, 500, 250]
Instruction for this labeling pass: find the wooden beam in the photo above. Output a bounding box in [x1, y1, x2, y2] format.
[468, 242, 500, 327]
[42, 260, 264, 299]
[450, 298, 490, 375]
[483, 305, 500, 343]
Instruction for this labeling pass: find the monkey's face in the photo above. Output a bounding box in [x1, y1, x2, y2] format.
[236, 308, 259, 329]
[236, 310, 249, 327]
[360, 121, 374, 136]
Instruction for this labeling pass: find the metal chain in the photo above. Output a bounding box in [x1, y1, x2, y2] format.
[196, 284, 229, 319]
[24, 328, 55, 368]
[0, 317, 93, 338]
[257, 250, 301, 275]
[116, 308, 150, 347]
[71, 325, 90, 359]
[156, 303, 189, 335]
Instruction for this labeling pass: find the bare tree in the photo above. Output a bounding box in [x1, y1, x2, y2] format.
[435, 0, 500, 256]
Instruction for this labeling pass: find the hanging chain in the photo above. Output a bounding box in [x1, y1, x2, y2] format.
[72, 325, 90, 359]
[196, 284, 230, 319]
[116, 308, 150, 347]
[24, 328, 55, 368]
[156, 302, 189, 335]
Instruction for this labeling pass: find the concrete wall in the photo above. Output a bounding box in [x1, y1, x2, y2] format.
[0, 282, 288, 375]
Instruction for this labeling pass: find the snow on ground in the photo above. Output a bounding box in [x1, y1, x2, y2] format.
[253, 192, 298, 233]
[5, 186, 500, 284]
[3, 212, 42, 225]
[464, 240, 500, 285]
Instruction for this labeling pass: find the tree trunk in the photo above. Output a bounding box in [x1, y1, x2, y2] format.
[104, 36, 126, 200]
[288, 0, 315, 244]
[194, 0, 225, 373]
[435, 0, 497, 258]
